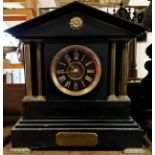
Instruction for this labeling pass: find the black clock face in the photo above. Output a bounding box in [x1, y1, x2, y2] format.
[50, 45, 102, 96]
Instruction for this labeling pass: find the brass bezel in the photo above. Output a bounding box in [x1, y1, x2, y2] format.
[50, 45, 102, 96]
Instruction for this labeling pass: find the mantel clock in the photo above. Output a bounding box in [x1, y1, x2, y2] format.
[6, 2, 146, 150]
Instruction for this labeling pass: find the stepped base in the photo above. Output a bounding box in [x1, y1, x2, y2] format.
[11, 117, 143, 150]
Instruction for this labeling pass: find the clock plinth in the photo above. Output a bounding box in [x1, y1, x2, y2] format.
[6, 1, 146, 150]
[11, 100, 143, 149]
[12, 117, 143, 150]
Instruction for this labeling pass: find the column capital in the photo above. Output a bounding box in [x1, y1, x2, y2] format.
[108, 38, 132, 43]
[22, 39, 44, 43]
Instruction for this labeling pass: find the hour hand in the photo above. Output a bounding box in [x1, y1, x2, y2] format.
[56, 70, 77, 74]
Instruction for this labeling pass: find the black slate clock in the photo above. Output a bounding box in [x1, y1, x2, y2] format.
[6, 2, 147, 150]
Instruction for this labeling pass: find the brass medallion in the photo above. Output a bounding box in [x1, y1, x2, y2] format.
[69, 17, 83, 30]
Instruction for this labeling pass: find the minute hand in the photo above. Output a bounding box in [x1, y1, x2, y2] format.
[68, 61, 75, 70]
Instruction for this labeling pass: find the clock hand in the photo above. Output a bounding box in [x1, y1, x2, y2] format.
[68, 62, 75, 70]
[57, 70, 78, 74]
[66, 70, 77, 73]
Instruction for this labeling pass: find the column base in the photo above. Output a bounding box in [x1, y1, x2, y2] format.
[118, 95, 131, 102]
[23, 96, 46, 102]
[35, 96, 46, 101]
[23, 96, 36, 102]
[107, 95, 119, 102]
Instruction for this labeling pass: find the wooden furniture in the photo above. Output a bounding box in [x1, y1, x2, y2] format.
[132, 44, 152, 141]
[3, 84, 25, 146]
[3, 46, 24, 84]
[4, 84, 25, 115]
[4, 144, 152, 155]
[3, 63, 24, 69]
[3, 0, 37, 21]
[55, 0, 129, 7]
[3, 1, 38, 80]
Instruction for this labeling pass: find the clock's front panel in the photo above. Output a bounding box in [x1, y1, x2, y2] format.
[44, 38, 108, 101]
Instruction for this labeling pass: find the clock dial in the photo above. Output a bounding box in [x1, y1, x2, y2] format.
[50, 45, 102, 96]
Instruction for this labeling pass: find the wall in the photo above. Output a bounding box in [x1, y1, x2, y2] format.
[38, 0, 150, 7]
[137, 33, 152, 78]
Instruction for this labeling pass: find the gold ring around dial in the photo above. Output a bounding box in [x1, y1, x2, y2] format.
[50, 45, 102, 96]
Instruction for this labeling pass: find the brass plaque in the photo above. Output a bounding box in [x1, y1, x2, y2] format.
[56, 132, 98, 147]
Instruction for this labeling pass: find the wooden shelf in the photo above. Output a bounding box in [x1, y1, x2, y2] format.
[3, 16, 27, 21]
[4, 0, 26, 2]
[3, 63, 24, 69]
[3, 0, 37, 21]
[3, 0, 37, 10]
[4, 8, 35, 20]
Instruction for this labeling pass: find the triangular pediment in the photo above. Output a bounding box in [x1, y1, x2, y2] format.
[6, 2, 146, 39]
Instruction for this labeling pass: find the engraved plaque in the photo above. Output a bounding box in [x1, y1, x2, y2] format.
[56, 132, 98, 147]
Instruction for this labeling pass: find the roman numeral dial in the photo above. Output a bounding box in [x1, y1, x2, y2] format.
[51, 45, 102, 96]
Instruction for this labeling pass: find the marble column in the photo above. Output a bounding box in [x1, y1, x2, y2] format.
[36, 41, 45, 101]
[107, 41, 118, 101]
[23, 42, 35, 101]
[118, 41, 130, 101]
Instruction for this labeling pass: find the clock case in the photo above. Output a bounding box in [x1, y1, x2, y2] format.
[6, 2, 147, 150]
